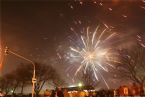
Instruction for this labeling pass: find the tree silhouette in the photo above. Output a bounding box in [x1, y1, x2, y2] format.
[113, 44, 145, 94]
[0, 73, 17, 95]
[15, 63, 32, 94]
[0, 62, 63, 96]
[33, 62, 61, 96]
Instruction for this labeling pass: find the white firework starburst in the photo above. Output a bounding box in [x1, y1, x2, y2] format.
[69, 26, 117, 88]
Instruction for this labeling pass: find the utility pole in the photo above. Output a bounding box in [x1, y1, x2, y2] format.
[5, 47, 36, 97]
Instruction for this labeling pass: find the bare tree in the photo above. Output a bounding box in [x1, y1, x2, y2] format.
[113, 44, 145, 94]
[14, 62, 63, 96]
[34, 62, 61, 96]
[15, 63, 32, 94]
[0, 62, 64, 96]
[0, 73, 17, 95]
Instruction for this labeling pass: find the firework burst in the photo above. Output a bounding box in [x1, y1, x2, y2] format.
[68, 26, 118, 88]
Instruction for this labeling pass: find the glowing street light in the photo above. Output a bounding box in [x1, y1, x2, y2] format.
[78, 83, 83, 87]
[5, 47, 36, 97]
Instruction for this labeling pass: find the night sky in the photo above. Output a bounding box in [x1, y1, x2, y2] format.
[1, 0, 145, 89]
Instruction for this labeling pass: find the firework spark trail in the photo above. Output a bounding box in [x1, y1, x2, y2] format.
[140, 6, 145, 10]
[0, 36, 3, 72]
[69, 26, 118, 87]
[92, 64, 99, 80]
[137, 35, 145, 48]
[98, 71, 110, 89]
[93, 64, 109, 89]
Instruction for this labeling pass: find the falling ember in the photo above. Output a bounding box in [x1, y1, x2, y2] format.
[80, 1, 83, 5]
[103, 23, 109, 29]
[93, 1, 97, 4]
[137, 35, 145, 48]
[68, 26, 118, 88]
[57, 53, 62, 59]
[122, 14, 127, 18]
[108, 8, 112, 11]
[140, 6, 145, 10]
[70, 5, 74, 9]
[110, 26, 115, 29]
[78, 20, 82, 24]
[70, 27, 74, 31]
[99, 3, 103, 6]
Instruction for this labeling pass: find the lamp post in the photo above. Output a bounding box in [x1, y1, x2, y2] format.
[5, 47, 36, 97]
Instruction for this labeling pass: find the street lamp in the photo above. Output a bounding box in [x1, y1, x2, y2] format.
[78, 83, 83, 87]
[5, 47, 36, 97]
[78, 82, 83, 91]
